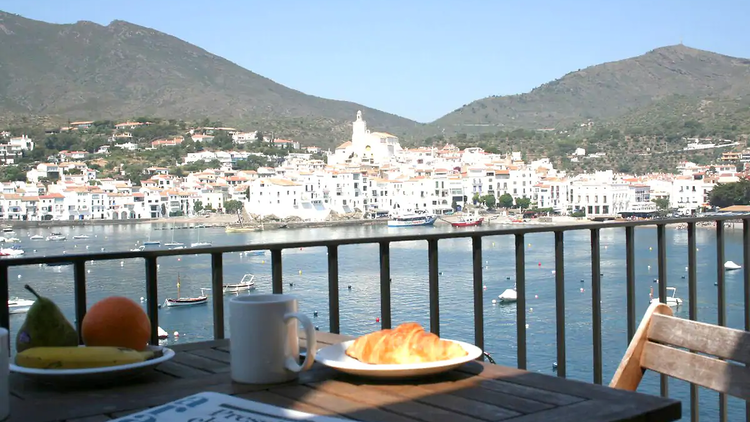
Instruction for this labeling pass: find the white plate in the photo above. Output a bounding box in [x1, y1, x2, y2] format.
[10, 345, 174, 385]
[314, 339, 482, 378]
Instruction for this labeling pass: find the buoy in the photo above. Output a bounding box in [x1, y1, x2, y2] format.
[439, 271, 444, 275]
[506, 276, 510, 280]
[604, 245, 608, 249]
[649, 247, 652, 251]
[530, 307, 533, 312]
[375, 317, 380, 323]
[525, 324, 529, 329]
[298, 270, 302, 275]
[289, 282, 294, 287]
[534, 294, 538, 299]
[315, 326, 319, 331]
[120, 261, 124, 266]
[600, 273, 604, 276]
[38, 264, 42, 267]
[551, 270, 556, 274]
[140, 297, 144, 302]
[528, 243, 531, 248]
[300, 248, 303, 251]
[87, 270, 91, 274]
[348, 285, 352, 290]
[681, 276, 686, 279]
[313, 311, 318, 317]
[552, 362, 558, 369]
[74, 245, 77, 248]
[647, 265, 651, 270]
[685, 266, 688, 271]
[261, 260, 265, 264]
[101, 248, 105, 251]
[178, 258, 181, 261]
[483, 285, 487, 290]
[580, 288, 584, 292]
[580, 279, 584, 283]
[17, 275, 21, 279]
[697, 248, 700, 251]
[173, 331, 179, 337]
[492, 242, 495, 246]
[85, 246, 89, 249]
[492, 299, 497, 304]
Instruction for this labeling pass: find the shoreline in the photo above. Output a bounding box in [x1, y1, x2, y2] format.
[0, 214, 741, 232]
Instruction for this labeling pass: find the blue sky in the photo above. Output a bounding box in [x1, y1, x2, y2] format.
[3, 0, 749, 123]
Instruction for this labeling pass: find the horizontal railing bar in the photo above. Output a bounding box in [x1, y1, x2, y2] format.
[0, 216, 742, 267]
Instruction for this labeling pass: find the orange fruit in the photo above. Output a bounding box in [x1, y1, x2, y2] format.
[82, 296, 151, 351]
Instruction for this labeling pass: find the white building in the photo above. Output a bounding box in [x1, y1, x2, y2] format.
[330, 111, 403, 166]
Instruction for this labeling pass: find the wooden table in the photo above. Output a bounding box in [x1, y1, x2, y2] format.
[8, 332, 681, 422]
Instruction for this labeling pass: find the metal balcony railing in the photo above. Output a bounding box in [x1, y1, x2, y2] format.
[1, 215, 748, 422]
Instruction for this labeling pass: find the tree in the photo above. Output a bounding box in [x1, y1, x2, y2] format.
[498, 193, 514, 208]
[471, 193, 480, 205]
[516, 197, 531, 209]
[652, 197, 670, 211]
[160, 204, 167, 217]
[481, 194, 496, 209]
[224, 200, 244, 214]
[709, 178, 750, 208]
[193, 200, 204, 213]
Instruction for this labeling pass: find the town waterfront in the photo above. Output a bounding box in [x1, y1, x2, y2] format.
[4, 223, 745, 421]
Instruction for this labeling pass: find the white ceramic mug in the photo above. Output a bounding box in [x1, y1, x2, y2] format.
[229, 294, 316, 384]
[0, 328, 8, 421]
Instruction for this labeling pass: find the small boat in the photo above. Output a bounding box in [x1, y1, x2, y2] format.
[0, 248, 24, 257]
[158, 326, 169, 339]
[29, 235, 44, 240]
[3, 237, 20, 243]
[72, 235, 90, 240]
[163, 273, 208, 307]
[46, 262, 73, 267]
[8, 297, 34, 314]
[244, 250, 267, 256]
[130, 245, 146, 252]
[650, 286, 683, 307]
[191, 241, 212, 248]
[164, 242, 184, 247]
[450, 212, 484, 228]
[142, 241, 161, 246]
[498, 285, 518, 303]
[46, 233, 66, 241]
[725, 261, 742, 271]
[224, 273, 256, 294]
[388, 211, 437, 227]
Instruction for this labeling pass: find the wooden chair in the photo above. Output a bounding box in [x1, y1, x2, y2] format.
[610, 302, 750, 400]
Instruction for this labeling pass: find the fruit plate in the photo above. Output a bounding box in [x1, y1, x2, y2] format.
[314, 339, 483, 379]
[10, 345, 175, 385]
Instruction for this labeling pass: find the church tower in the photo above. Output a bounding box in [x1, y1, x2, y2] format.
[352, 110, 367, 148]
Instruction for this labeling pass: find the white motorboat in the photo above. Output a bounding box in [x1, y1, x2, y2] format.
[191, 241, 212, 248]
[47, 233, 66, 241]
[29, 235, 44, 240]
[158, 326, 169, 339]
[8, 297, 34, 314]
[3, 237, 20, 243]
[388, 210, 437, 227]
[225, 274, 256, 294]
[0, 248, 24, 257]
[72, 235, 90, 240]
[650, 286, 683, 307]
[498, 286, 518, 303]
[725, 260, 742, 271]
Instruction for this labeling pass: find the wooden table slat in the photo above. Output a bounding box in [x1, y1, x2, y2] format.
[236, 390, 353, 420]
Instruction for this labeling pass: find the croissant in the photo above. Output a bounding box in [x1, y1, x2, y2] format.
[345, 322, 467, 364]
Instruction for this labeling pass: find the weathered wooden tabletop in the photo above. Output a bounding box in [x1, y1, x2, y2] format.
[7, 332, 681, 422]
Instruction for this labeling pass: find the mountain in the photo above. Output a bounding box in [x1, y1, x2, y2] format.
[432, 45, 750, 133]
[0, 11, 422, 145]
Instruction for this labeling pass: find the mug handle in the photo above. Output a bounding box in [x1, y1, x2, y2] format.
[283, 312, 317, 373]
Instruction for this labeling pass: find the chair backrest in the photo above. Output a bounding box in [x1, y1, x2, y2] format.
[610, 302, 750, 400]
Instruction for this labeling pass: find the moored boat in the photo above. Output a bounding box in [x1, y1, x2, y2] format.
[72, 235, 90, 240]
[8, 297, 34, 314]
[46, 233, 66, 241]
[388, 211, 437, 227]
[498, 285, 518, 303]
[450, 212, 484, 228]
[725, 260, 742, 270]
[163, 273, 208, 307]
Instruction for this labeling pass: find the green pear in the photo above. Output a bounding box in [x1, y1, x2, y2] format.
[16, 284, 78, 353]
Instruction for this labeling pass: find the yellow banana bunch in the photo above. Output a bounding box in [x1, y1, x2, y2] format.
[15, 346, 156, 369]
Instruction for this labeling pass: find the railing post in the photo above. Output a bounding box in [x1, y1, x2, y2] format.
[428, 239, 439, 336]
[471, 236, 484, 358]
[211, 253, 224, 340]
[657, 223, 668, 398]
[625, 226, 636, 341]
[379, 242, 391, 330]
[554, 231, 566, 378]
[716, 220, 727, 422]
[271, 249, 283, 294]
[514, 234, 526, 369]
[145, 256, 159, 345]
[0, 263, 8, 353]
[73, 260, 87, 345]
[687, 221, 699, 422]
[327, 245, 340, 334]
[743, 218, 750, 422]
[590, 229, 602, 385]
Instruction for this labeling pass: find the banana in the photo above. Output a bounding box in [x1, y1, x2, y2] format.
[15, 346, 156, 369]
